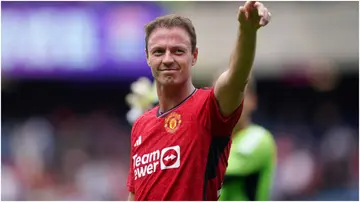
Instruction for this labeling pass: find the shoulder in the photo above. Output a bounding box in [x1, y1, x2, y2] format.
[247, 125, 273, 137]
[251, 125, 276, 154]
[249, 125, 275, 145]
[198, 86, 214, 94]
[192, 87, 215, 102]
[185, 87, 214, 114]
[176, 88, 214, 110]
[233, 124, 276, 155]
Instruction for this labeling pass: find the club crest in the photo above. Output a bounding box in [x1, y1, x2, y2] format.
[164, 112, 182, 133]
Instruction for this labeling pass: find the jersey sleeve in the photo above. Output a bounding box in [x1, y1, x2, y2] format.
[127, 119, 139, 193]
[204, 88, 244, 136]
[226, 128, 276, 176]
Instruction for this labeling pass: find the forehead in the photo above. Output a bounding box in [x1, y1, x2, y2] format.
[148, 27, 191, 49]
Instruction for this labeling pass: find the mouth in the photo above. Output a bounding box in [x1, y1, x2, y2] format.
[159, 69, 180, 72]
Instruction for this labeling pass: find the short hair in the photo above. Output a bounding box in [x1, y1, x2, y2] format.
[144, 14, 197, 54]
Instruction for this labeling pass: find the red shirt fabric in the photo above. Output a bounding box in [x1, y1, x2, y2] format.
[127, 88, 243, 200]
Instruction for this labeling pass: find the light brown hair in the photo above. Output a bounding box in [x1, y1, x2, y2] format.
[144, 14, 197, 54]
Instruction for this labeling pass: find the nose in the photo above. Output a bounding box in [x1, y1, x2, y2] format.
[162, 51, 174, 67]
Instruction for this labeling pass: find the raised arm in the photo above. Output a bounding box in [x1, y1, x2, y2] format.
[214, 1, 271, 117]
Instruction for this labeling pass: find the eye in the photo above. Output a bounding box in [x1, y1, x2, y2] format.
[175, 49, 185, 55]
[152, 50, 164, 56]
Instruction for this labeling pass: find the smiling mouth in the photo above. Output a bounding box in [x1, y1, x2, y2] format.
[160, 69, 180, 71]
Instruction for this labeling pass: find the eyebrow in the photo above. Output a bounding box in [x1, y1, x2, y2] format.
[149, 44, 188, 52]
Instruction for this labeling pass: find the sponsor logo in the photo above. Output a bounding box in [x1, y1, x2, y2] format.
[164, 112, 182, 133]
[133, 146, 180, 180]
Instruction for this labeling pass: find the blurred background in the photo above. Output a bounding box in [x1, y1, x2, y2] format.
[1, 1, 359, 201]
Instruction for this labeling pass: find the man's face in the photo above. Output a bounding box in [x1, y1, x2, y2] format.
[146, 27, 198, 86]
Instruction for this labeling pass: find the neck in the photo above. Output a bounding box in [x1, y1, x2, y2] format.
[157, 81, 195, 113]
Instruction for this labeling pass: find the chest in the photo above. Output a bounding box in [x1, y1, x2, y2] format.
[136, 112, 206, 151]
[131, 112, 210, 182]
[133, 111, 211, 167]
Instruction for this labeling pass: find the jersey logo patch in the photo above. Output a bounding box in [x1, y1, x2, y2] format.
[132, 145, 181, 180]
[164, 112, 182, 133]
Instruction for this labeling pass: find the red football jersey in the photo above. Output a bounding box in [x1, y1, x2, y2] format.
[127, 88, 243, 200]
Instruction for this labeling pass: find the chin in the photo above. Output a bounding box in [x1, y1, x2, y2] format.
[164, 79, 179, 86]
[157, 73, 186, 86]
[160, 75, 177, 85]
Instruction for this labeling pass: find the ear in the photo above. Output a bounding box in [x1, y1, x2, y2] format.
[192, 47, 198, 66]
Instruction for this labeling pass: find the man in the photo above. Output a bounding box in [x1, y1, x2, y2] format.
[127, 1, 271, 200]
[219, 79, 277, 201]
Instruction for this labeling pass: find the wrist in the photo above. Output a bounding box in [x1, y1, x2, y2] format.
[238, 23, 258, 35]
[239, 27, 257, 36]
[238, 28, 257, 40]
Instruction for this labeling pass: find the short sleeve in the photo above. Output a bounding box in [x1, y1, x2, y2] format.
[205, 88, 243, 137]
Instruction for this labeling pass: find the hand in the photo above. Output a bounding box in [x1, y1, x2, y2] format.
[238, 1, 271, 32]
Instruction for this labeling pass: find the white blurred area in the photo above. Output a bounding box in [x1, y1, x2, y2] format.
[1, 1, 359, 201]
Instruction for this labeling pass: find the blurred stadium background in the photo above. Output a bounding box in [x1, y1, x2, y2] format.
[1, 1, 359, 201]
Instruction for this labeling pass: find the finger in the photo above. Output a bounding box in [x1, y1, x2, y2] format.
[244, 1, 256, 10]
[256, 3, 265, 17]
[247, 2, 263, 21]
[254, 1, 263, 9]
[238, 6, 249, 20]
[248, 3, 263, 22]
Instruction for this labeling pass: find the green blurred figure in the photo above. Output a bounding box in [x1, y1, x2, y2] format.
[219, 79, 277, 201]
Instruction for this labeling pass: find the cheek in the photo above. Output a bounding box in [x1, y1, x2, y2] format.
[178, 65, 191, 79]
[148, 59, 161, 74]
[178, 58, 193, 71]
